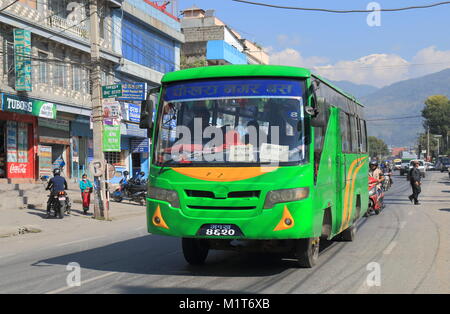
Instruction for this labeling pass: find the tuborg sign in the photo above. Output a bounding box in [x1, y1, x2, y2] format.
[1, 94, 56, 119]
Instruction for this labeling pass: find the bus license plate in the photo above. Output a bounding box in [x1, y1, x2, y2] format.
[198, 224, 243, 237]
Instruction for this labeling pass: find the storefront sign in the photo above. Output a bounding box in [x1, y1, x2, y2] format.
[103, 124, 121, 152]
[126, 123, 147, 137]
[131, 138, 149, 153]
[14, 29, 32, 91]
[102, 84, 123, 98]
[38, 118, 70, 131]
[103, 99, 121, 119]
[7, 121, 18, 163]
[38, 145, 53, 178]
[1, 94, 56, 119]
[117, 83, 147, 101]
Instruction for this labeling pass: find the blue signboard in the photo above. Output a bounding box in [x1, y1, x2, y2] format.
[117, 83, 147, 101]
[131, 138, 149, 153]
[127, 103, 141, 123]
[164, 79, 303, 102]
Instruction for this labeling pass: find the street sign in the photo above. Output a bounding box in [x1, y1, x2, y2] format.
[117, 83, 147, 101]
[14, 29, 32, 91]
[102, 84, 122, 98]
[89, 160, 105, 177]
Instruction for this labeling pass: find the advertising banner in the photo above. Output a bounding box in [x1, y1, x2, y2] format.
[2, 94, 56, 119]
[131, 138, 149, 153]
[127, 103, 141, 123]
[14, 29, 32, 92]
[103, 124, 121, 152]
[38, 145, 53, 179]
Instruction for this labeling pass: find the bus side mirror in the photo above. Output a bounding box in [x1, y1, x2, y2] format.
[140, 87, 160, 133]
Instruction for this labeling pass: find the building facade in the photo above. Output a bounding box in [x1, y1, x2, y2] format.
[181, 6, 269, 67]
[0, 0, 183, 182]
[0, 0, 122, 181]
[110, 0, 183, 180]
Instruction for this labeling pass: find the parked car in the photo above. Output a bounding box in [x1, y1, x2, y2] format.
[425, 162, 435, 171]
[435, 157, 450, 172]
[400, 158, 413, 176]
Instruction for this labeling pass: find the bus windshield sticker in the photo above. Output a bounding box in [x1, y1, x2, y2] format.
[165, 79, 302, 102]
[229, 144, 255, 163]
[260, 143, 289, 163]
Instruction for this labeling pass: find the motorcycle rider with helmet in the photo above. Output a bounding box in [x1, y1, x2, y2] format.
[46, 168, 68, 218]
[369, 160, 385, 200]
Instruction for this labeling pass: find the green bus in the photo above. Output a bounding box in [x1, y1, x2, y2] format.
[139, 65, 369, 268]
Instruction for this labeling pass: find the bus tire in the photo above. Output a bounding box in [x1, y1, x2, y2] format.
[182, 238, 209, 265]
[295, 237, 319, 268]
[339, 224, 356, 242]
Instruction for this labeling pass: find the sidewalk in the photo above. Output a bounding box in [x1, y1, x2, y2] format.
[0, 189, 147, 239]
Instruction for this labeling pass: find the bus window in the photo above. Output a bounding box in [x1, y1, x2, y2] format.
[340, 111, 351, 153]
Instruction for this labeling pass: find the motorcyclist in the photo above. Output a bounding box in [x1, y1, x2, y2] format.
[45, 168, 68, 216]
[369, 160, 385, 198]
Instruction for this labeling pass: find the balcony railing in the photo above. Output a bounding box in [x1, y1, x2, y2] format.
[48, 14, 88, 40]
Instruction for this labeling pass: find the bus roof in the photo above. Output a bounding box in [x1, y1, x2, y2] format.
[161, 65, 311, 83]
[161, 64, 363, 107]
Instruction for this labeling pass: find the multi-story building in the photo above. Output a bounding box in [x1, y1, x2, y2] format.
[0, 0, 122, 181]
[180, 6, 269, 67]
[0, 0, 183, 182]
[110, 0, 184, 178]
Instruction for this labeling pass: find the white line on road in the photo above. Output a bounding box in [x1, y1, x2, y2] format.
[45, 271, 117, 294]
[383, 241, 398, 255]
[56, 237, 104, 247]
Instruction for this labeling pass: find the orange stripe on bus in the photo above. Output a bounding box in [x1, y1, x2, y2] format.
[345, 157, 368, 228]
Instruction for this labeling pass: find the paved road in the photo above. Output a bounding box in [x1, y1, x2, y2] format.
[0, 172, 449, 294]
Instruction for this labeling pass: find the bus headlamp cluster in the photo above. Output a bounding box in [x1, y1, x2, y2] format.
[264, 188, 309, 209]
[148, 187, 180, 208]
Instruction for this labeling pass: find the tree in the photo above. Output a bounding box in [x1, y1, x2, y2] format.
[368, 136, 389, 158]
[422, 95, 450, 154]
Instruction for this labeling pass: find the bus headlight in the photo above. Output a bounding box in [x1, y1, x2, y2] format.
[264, 188, 309, 209]
[148, 187, 180, 208]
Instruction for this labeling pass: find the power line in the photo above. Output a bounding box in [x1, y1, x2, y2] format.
[232, 0, 450, 13]
[0, 0, 19, 12]
[367, 115, 422, 121]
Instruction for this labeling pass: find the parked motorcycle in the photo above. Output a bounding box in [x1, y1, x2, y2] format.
[365, 176, 384, 217]
[46, 191, 71, 219]
[112, 174, 147, 205]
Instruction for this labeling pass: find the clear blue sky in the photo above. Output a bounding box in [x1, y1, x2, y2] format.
[178, 0, 450, 86]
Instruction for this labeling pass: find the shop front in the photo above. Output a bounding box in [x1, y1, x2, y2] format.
[70, 117, 93, 180]
[0, 93, 56, 180]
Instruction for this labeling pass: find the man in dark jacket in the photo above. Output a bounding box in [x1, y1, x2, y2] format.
[408, 161, 421, 205]
[46, 168, 68, 215]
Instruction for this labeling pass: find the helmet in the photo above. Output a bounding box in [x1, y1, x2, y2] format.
[53, 168, 61, 176]
[140, 171, 145, 176]
[123, 171, 129, 177]
[369, 160, 378, 167]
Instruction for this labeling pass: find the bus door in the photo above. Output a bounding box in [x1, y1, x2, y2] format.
[337, 111, 353, 231]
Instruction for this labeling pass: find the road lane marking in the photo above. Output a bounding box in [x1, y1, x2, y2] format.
[45, 271, 117, 294]
[56, 237, 104, 247]
[383, 241, 397, 255]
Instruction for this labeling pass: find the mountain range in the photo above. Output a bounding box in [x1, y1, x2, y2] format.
[331, 69, 450, 147]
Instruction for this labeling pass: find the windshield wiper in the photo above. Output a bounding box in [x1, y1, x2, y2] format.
[158, 159, 177, 175]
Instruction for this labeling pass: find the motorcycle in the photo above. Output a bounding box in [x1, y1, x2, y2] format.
[46, 191, 71, 219]
[382, 172, 392, 191]
[365, 176, 384, 216]
[112, 175, 147, 205]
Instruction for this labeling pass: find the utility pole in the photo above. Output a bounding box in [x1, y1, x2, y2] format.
[89, 0, 108, 219]
[427, 126, 430, 161]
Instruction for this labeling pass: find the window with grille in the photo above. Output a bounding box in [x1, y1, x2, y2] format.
[37, 52, 48, 84]
[104, 152, 123, 166]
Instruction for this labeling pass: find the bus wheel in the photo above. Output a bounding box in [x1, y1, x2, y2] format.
[182, 238, 209, 265]
[339, 224, 356, 242]
[295, 237, 320, 268]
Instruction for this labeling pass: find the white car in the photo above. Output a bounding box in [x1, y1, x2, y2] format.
[408, 160, 426, 178]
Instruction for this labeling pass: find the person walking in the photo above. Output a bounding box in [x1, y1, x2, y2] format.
[408, 161, 422, 205]
[79, 174, 93, 215]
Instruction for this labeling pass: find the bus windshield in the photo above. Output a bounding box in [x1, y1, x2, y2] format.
[155, 78, 307, 166]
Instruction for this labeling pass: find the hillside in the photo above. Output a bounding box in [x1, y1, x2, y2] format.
[360, 68, 450, 147]
[329, 80, 379, 98]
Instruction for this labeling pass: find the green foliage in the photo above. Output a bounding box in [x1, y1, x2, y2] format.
[421, 95, 450, 153]
[368, 136, 389, 158]
[180, 56, 208, 70]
